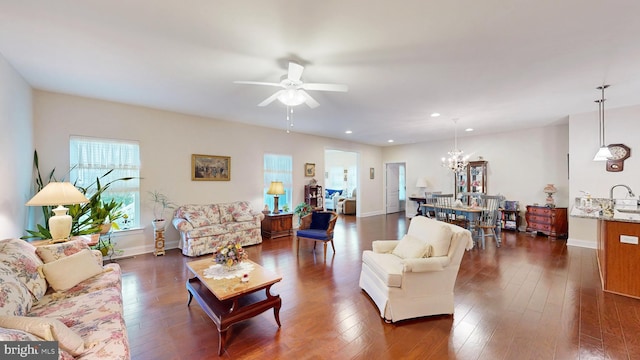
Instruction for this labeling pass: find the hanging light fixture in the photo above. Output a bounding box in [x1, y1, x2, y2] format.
[441, 119, 470, 173]
[285, 106, 294, 133]
[593, 85, 613, 161]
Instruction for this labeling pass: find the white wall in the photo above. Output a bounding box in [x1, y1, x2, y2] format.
[568, 104, 640, 248]
[32, 91, 383, 256]
[382, 124, 570, 222]
[0, 54, 33, 239]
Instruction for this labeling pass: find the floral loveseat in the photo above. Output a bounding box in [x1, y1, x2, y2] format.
[0, 238, 129, 359]
[172, 201, 264, 257]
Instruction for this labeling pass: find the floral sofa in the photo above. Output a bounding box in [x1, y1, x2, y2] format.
[0, 238, 129, 359]
[172, 201, 265, 257]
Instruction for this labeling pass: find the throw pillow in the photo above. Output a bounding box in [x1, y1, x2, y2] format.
[425, 223, 453, 257]
[309, 212, 331, 230]
[0, 272, 34, 316]
[41, 249, 103, 292]
[183, 211, 212, 228]
[35, 239, 91, 263]
[0, 239, 47, 300]
[0, 315, 86, 356]
[392, 234, 430, 259]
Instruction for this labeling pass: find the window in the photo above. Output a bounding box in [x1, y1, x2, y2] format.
[70, 136, 140, 229]
[264, 154, 292, 211]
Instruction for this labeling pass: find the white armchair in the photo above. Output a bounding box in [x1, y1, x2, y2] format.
[359, 216, 473, 323]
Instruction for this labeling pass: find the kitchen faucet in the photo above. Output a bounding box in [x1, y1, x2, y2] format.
[609, 184, 636, 200]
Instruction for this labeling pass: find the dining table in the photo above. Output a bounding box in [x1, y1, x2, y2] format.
[420, 204, 499, 241]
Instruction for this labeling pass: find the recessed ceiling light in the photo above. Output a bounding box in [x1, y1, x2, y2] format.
[465, 128, 474, 132]
[388, 139, 394, 143]
[345, 130, 352, 134]
[430, 113, 441, 117]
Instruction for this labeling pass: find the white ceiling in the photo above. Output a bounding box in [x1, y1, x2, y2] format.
[2, 0, 640, 146]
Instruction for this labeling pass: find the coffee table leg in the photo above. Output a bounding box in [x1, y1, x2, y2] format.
[265, 284, 282, 327]
[218, 329, 226, 356]
[187, 289, 193, 306]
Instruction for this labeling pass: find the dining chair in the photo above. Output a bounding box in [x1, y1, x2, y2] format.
[432, 193, 454, 223]
[477, 195, 503, 248]
[423, 191, 441, 218]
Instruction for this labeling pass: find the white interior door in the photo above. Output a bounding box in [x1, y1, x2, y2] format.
[386, 163, 400, 213]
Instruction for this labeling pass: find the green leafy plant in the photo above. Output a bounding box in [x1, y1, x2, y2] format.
[23, 150, 134, 239]
[282, 204, 290, 212]
[294, 202, 313, 219]
[148, 190, 177, 221]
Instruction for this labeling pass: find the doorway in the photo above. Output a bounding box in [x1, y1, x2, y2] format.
[325, 149, 358, 214]
[385, 162, 406, 214]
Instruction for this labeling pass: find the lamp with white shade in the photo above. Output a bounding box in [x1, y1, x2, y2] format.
[267, 181, 285, 214]
[415, 177, 429, 197]
[26, 182, 89, 242]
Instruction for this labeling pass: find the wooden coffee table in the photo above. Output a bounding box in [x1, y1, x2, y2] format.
[186, 258, 282, 356]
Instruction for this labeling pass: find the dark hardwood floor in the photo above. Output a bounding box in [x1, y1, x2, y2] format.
[119, 212, 640, 359]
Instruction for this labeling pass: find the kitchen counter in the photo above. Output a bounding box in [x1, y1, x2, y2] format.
[570, 197, 640, 223]
[571, 197, 640, 298]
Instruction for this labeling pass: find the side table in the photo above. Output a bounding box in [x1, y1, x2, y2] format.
[261, 213, 293, 239]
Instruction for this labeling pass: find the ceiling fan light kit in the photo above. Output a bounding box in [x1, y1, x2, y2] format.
[234, 61, 348, 109]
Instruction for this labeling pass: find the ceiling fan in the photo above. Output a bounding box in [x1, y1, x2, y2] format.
[234, 62, 348, 108]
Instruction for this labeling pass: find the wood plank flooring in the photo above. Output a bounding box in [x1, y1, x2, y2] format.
[118, 212, 640, 359]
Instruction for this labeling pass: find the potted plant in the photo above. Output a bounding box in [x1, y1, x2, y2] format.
[149, 190, 176, 230]
[23, 151, 134, 239]
[294, 202, 313, 224]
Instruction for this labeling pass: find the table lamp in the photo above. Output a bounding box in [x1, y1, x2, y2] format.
[415, 177, 429, 197]
[543, 183, 557, 207]
[26, 182, 89, 242]
[267, 181, 285, 214]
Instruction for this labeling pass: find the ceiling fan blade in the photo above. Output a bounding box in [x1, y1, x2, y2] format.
[299, 90, 320, 108]
[258, 90, 284, 107]
[288, 62, 304, 82]
[234, 80, 282, 87]
[302, 83, 349, 92]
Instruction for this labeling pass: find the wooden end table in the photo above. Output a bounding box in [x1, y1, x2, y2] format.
[261, 212, 293, 239]
[186, 259, 282, 356]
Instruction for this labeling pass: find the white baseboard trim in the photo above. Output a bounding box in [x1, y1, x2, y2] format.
[358, 210, 385, 217]
[566, 237, 597, 249]
[109, 240, 181, 259]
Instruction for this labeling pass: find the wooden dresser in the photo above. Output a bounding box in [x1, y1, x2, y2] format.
[525, 205, 568, 239]
[261, 212, 293, 240]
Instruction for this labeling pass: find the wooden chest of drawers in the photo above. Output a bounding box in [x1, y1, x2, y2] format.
[261, 213, 293, 239]
[525, 205, 568, 239]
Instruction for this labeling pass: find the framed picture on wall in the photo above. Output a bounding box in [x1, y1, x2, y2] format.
[370, 167, 375, 179]
[305, 163, 315, 177]
[192, 154, 231, 181]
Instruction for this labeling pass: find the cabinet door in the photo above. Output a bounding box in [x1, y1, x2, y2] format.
[468, 161, 487, 194]
[455, 160, 487, 200]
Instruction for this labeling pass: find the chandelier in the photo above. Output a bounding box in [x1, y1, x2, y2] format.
[441, 119, 470, 173]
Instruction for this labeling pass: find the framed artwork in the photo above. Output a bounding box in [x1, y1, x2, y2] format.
[191, 154, 231, 181]
[370, 167, 375, 179]
[305, 163, 315, 177]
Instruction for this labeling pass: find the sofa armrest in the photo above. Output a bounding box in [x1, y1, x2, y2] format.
[251, 211, 265, 221]
[372, 240, 399, 254]
[402, 256, 450, 272]
[91, 249, 104, 266]
[173, 218, 193, 232]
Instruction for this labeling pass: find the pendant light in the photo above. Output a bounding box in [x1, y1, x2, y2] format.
[593, 85, 613, 161]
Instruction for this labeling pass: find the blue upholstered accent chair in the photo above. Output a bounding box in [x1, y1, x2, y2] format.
[296, 211, 338, 258]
